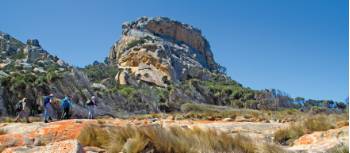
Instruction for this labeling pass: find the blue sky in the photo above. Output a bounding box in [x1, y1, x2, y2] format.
[0, 0, 348, 101]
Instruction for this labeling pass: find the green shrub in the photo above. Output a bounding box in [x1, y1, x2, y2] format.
[118, 86, 137, 98]
[82, 64, 118, 83]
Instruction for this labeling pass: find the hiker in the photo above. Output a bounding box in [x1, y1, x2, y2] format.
[86, 96, 97, 119]
[60, 96, 71, 119]
[43, 93, 55, 123]
[15, 98, 30, 123]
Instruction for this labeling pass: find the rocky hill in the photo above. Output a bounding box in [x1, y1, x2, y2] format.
[0, 17, 346, 119]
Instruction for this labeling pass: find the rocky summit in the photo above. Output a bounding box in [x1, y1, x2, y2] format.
[109, 17, 224, 87]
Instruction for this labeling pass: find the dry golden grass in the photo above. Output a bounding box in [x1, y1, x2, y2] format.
[78, 123, 285, 153]
[274, 114, 345, 145]
[274, 124, 305, 145]
[77, 124, 110, 148]
[179, 103, 268, 121]
[304, 115, 335, 132]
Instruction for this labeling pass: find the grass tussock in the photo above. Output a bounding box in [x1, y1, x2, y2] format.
[274, 114, 341, 145]
[304, 115, 335, 132]
[78, 124, 285, 153]
[77, 124, 110, 148]
[274, 124, 305, 145]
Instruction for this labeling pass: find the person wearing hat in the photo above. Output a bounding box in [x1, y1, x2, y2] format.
[15, 98, 30, 123]
[86, 96, 97, 119]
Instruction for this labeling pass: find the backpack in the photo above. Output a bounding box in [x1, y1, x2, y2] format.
[86, 100, 93, 106]
[62, 99, 70, 109]
[15, 101, 23, 112]
[44, 96, 51, 106]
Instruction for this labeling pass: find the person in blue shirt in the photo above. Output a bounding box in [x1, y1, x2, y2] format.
[43, 93, 54, 123]
[60, 96, 71, 120]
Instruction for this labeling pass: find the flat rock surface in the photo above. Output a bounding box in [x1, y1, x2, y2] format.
[0, 119, 347, 153]
[2, 140, 83, 153]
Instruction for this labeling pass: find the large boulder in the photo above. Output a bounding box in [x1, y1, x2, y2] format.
[109, 17, 223, 87]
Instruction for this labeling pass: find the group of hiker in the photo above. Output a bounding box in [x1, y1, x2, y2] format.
[14, 94, 97, 123]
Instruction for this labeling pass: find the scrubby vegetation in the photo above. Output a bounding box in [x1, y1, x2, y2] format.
[0, 70, 67, 115]
[179, 103, 265, 121]
[82, 62, 118, 84]
[274, 114, 347, 145]
[78, 124, 287, 153]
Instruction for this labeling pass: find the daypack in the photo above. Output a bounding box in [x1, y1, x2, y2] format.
[86, 100, 94, 106]
[62, 99, 70, 109]
[15, 101, 23, 112]
[44, 96, 50, 106]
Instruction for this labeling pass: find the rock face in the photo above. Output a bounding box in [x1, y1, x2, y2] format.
[109, 17, 222, 87]
[23, 39, 50, 63]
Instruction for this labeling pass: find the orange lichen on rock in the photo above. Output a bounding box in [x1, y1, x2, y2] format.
[29, 120, 85, 141]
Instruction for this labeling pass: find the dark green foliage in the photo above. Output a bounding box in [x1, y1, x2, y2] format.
[82, 63, 118, 83]
[118, 86, 137, 98]
[0, 70, 65, 115]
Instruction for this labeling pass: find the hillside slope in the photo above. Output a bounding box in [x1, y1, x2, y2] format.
[0, 17, 345, 118]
